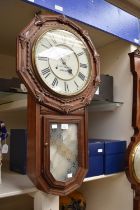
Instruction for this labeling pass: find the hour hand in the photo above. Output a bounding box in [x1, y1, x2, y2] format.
[60, 58, 66, 65]
[67, 68, 73, 75]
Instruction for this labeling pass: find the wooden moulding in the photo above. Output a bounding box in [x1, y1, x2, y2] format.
[27, 94, 88, 196]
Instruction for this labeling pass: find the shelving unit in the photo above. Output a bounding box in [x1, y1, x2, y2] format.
[0, 40, 133, 209]
[0, 92, 27, 112]
[0, 93, 123, 113]
[0, 93, 124, 201]
[0, 92, 26, 104]
[0, 99, 27, 112]
[0, 169, 36, 198]
[83, 172, 124, 182]
[0, 167, 123, 198]
[0, 1, 135, 210]
[89, 100, 123, 112]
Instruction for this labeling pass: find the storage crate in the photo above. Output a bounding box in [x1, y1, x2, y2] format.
[86, 139, 104, 177]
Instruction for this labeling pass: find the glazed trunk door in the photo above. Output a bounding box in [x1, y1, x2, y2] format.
[49, 122, 78, 181]
[42, 115, 86, 187]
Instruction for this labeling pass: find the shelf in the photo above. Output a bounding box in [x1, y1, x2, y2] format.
[83, 172, 124, 182]
[0, 169, 37, 198]
[0, 92, 26, 105]
[88, 100, 123, 112]
[0, 98, 27, 112]
[0, 92, 27, 112]
[0, 92, 123, 113]
[0, 168, 124, 198]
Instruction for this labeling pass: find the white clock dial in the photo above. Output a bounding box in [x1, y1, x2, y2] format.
[33, 29, 92, 96]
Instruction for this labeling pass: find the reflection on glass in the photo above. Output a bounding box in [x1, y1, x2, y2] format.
[34, 29, 91, 96]
[50, 123, 78, 181]
[133, 143, 140, 181]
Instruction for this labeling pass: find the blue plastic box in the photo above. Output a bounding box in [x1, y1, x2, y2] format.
[103, 140, 127, 175]
[86, 139, 104, 177]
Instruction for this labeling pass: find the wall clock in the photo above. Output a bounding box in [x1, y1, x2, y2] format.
[17, 14, 100, 195]
[126, 49, 140, 210]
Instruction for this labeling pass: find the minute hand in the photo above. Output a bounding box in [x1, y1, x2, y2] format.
[60, 58, 73, 75]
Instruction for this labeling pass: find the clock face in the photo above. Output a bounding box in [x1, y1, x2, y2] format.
[33, 29, 92, 96]
[49, 123, 78, 181]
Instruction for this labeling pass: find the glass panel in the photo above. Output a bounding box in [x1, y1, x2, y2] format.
[34, 29, 91, 96]
[50, 123, 78, 181]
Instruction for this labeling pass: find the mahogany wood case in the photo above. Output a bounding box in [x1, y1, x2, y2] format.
[126, 49, 140, 210]
[17, 14, 100, 195]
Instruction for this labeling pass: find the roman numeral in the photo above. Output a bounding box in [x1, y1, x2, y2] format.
[62, 34, 66, 44]
[64, 82, 69, 92]
[80, 63, 87, 68]
[38, 56, 48, 61]
[52, 77, 58, 87]
[77, 52, 84, 56]
[41, 39, 52, 48]
[41, 68, 51, 78]
[78, 72, 85, 81]
[41, 44, 49, 49]
[74, 81, 79, 89]
[51, 35, 57, 44]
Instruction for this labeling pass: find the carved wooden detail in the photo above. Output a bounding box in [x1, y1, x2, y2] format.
[27, 95, 88, 195]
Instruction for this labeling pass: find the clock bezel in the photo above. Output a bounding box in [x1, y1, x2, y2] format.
[17, 14, 100, 113]
[32, 26, 92, 97]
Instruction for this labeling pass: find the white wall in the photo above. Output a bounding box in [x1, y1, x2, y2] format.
[88, 40, 133, 142]
[0, 54, 16, 78]
[80, 40, 134, 210]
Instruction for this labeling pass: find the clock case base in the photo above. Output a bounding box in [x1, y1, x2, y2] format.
[27, 95, 88, 196]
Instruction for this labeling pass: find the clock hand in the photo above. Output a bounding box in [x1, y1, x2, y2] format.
[55, 65, 70, 72]
[60, 58, 73, 75]
[67, 68, 73, 75]
[60, 58, 66, 65]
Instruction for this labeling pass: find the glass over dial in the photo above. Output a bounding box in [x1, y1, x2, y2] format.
[33, 29, 92, 96]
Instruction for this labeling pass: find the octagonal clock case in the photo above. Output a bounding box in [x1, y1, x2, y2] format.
[17, 14, 100, 196]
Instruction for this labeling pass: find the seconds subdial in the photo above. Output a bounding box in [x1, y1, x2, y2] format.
[49, 45, 78, 81]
